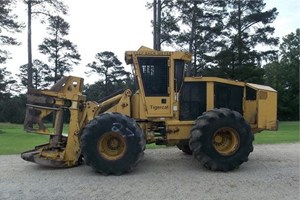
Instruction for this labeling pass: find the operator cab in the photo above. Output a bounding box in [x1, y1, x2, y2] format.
[125, 46, 191, 120]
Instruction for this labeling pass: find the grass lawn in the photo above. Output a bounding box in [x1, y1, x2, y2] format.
[254, 121, 299, 144]
[0, 121, 299, 155]
[0, 123, 49, 155]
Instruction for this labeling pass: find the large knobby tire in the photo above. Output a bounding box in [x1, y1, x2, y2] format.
[176, 141, 192, 155]
[80, 112, 145, 175]
[189, 108, 254, 172]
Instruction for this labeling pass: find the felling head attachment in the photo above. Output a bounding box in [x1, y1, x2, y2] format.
[22, 76, 86, 167]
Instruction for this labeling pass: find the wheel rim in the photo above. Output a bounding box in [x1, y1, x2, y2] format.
[98, 132, 127, 161]
[213, 127, 240, 156]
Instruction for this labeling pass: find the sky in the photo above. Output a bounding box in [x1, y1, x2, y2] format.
[3, 0, 300, 85]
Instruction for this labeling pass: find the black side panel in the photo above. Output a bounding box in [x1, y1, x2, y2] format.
[179, 82, 207, 120]
[214, 83, 244, 114]
[246, 86, 257, 100]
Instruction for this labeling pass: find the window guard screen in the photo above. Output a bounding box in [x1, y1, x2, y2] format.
[138, 57, 169, 96]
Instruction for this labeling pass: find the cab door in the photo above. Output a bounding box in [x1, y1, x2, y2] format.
[137, 56, 172, 117]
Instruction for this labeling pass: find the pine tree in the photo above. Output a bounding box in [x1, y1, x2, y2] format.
[0, 0, 23, 64]
[19, 59, 51, 89]
[86, 51, 130, 99]
[213, 0, 278, 83]
[147, 0, 180, 49]
[175, 0, 226, 76]
[0, 67, 15, 100]
[148, 0, 227, 76]
[23, 0, 67, 89]
[264, 29, 299, 120]
[39, 16, 81, 84]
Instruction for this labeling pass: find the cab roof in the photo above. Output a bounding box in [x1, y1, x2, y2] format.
[125, 46, 192, 64]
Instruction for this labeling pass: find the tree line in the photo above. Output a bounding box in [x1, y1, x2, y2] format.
[0, 0, 132, 123]
[150, 0, 299, 120]
[0, 0, 299, 123]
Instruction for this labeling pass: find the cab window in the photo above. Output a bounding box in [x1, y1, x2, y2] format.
[138, 57, 169, 96]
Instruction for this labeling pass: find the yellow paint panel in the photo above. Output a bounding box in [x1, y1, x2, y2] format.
[185, 77, 245, 87]
[206, 82, 214, 110]
[165, 120, 194, 140]
[244, 100, 257, 125]
[131, 92, 141, 119]
[145, 97, 172, 117]
[257, 91, 277, 130]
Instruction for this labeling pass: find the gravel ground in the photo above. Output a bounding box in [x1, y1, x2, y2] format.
[0, 143, 299, 200]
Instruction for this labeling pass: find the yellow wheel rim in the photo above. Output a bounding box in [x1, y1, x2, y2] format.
[213, 127, 240, 156]
[98, 132, 127, 161]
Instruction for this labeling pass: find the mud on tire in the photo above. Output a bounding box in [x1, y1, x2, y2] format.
[80, 112, 145, 175]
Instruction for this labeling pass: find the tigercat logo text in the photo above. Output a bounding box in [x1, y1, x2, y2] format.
[150, 105, 169, 111]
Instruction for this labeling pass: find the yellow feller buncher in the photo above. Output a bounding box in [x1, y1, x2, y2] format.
[22, 47, 278, 174]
